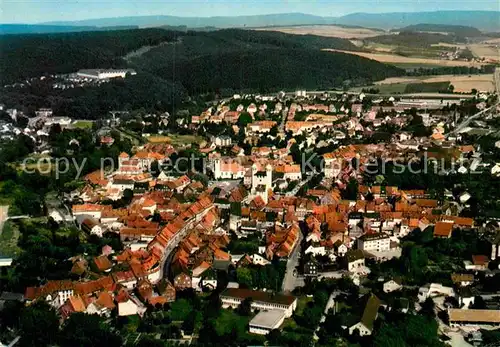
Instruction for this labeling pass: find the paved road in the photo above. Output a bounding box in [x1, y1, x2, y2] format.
[281, 230, 303, 293]
[0, 206, 9, 236]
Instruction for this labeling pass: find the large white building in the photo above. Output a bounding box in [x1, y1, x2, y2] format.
[357, 233, 391, 253]
[77, 69, 137, 80]
[220, 288, 297, 318]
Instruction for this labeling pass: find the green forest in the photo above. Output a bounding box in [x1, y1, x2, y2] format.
[0, 28, 404, 118]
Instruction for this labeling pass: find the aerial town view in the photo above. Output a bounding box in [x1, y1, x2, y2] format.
[0, 0, 499, 346]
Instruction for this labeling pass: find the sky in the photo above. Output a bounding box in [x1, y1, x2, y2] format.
[1, 0, 499, 24]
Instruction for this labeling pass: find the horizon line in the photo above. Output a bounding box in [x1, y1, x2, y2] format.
[1, 9, 497, 26]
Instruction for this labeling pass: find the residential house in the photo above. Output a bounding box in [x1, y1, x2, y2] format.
[349, 294, 381, 336]
[81, 217, 103, 237]
[346, 250, 365, 272]
[383, 278, 403, 293]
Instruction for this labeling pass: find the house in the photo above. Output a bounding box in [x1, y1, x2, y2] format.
[383, 278, 403, 293]
[174, 272, 192, 290]
[249, 310, 286, 335]
[303, 259, 319, 277]
[451, 273, 474, 287]
[118, 298, 139, 317]
[346, 249, 365, 272]
[157, 279, 176, 302]
[357, 233, 390, 253]
[93, 256, 113, 272]
[304, 242, 326, 257]
[333, 240, 348, 257]
[25, 280, 74, 308]
[448, 309, 500, 328]
[433, 222, 453, 238]
[81, 217, 103, 237]
[220, 288, 297, 317]
[86, 292, 115, 317]
[418, 283, 455, 302]
[465, 255, 490, 271]
[349, 294, 381, 336]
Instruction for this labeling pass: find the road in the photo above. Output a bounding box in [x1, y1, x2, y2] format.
[286, 171, 318, 197]
[281, 230, 303, 293]
[160, 206, 214, 280]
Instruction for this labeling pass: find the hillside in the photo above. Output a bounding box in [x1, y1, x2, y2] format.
[0, 28, 179, 84]
[334, 11, 499, 32]
[397, 24, 483, 37]
[128, 29, 403, 93]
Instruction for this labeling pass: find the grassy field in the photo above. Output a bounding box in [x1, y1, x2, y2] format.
[72, 120, 94, 129]
[374, 74, 495, 93]
[147, 134, 204, 146]
[324, 49, 487, 67]
[255, 25, 385, 39]
[0, 221, 21, 257]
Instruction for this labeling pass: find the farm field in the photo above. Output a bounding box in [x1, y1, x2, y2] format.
[467, 44, 499, 62]
[324, 49, 488, 67]
[255, 25, 385, 39]
[375, 74, 495, 93]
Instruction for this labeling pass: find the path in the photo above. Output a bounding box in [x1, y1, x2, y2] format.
[0, 206, 9, 237]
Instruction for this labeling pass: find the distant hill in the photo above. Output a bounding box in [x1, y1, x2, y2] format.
[128, 29, 403, 93]
[397, 24, 483, 37]
[35, 11, 499, 32]
[0, 24, 138, 35]
[334, 11, 499, 32]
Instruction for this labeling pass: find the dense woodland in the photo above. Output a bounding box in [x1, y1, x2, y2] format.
[397, 23, 483, 38]
[368, 31, 465, 47]
[0, 28, 404, 118]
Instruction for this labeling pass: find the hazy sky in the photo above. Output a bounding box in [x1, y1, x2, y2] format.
[2, 0, 499, 24]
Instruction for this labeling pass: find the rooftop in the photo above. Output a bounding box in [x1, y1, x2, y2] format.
[249, 310, 286, 329]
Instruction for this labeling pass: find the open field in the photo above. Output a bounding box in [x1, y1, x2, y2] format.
[375, 74, 495, 93]
[467, 44, 499, 62]
[147, 134, 204, 146]
[324, 49, 488, 67]
[72, 120, 94, 129]
[255, 25, 385, 39]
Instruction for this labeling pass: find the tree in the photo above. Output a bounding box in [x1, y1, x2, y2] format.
[236, 267, 253, 288]
[19, 302, 59, 347]
[237, 112, 252, 127]
[420, 297, 436, 317]
[60, 312, 122, 347]
[237, 297, 253, 316]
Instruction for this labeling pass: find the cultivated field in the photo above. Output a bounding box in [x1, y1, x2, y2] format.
[467, 44, 499, 62]
[374, 74, 495, 93]
[255, 25, 385, 39]
[324, 49, 488, 67]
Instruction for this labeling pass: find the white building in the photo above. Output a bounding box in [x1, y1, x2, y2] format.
[249, 310, 286, 335]
[221, 288, 297, 318]
[357, 233, 391, 253]
[77, 69, 136, 80]
[383, 279, 403, 293]
[418, 283, 455, 302]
